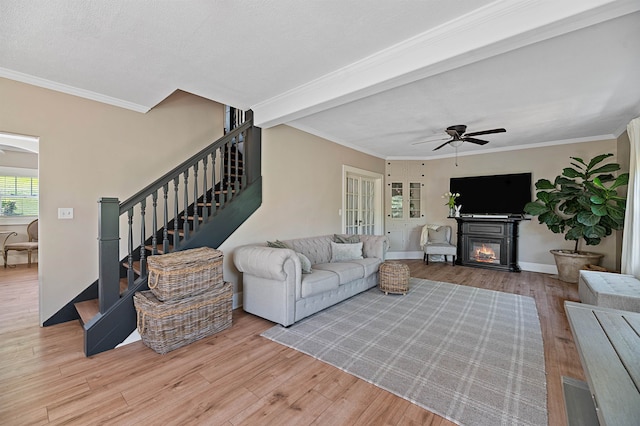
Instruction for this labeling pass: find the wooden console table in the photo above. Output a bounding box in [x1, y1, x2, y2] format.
[564, 301, 640, 426]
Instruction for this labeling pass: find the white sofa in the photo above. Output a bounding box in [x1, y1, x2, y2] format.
[233, 234, 390, 326]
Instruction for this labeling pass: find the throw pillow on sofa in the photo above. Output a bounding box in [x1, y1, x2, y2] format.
[267, 240, 312, 273]
[334, 234, 360, 244]
[330, 241, 363, 262]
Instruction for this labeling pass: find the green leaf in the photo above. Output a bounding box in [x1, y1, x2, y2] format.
[577, 210, 600, 225]
[590, 163, 620, 175]
[586, 153, 613, 170]
[556, 176, 577, 186]
[524, 202, 548, 216]
[571, 156, 587, 166]
[584, 224, 606, 239]
[590, 204, 607, 216]
[562, 167, 582, 178]
[590, 195, 605, 205]
[609, 173, 629, 189]
[584, 236, 602, 246]
[537, 191, 552, 204]
[606, 204, 625, 221]
[535, 179, 555, 190]
[565, 226, 583, 240]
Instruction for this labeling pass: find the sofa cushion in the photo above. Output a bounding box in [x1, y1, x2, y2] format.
[313, 262, 365, 285]
[330, 241, 363, 262]
[348, 257, 383, 277]
[300, 269, 340, 298]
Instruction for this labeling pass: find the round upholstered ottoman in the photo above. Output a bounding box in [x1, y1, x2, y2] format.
[378, 262, 410, 295]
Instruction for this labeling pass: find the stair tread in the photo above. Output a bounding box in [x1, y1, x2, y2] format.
[145, 244, 174, 255]
[75, 299, 99, 325]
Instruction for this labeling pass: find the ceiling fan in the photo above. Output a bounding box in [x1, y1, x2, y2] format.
[413, 125, 506, 151]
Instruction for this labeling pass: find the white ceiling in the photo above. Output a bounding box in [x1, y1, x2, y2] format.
[1, 0, 639, 160]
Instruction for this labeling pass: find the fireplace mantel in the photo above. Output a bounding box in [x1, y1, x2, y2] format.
[453, 216, 526, 272]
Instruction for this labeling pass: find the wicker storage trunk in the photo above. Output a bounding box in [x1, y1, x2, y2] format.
[147, 247, 223, 301]
[134, 282, 232, 354]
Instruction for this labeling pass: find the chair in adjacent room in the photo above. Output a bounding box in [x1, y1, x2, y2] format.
[3, 219, 38, 268]
[421, 224, 456, 266]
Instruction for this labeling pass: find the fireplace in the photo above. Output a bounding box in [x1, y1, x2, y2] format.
[454, 217, 524, 272]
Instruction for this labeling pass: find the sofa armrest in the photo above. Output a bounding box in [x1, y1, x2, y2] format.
[359, 235, 390, 260]
[233, 245, 301, 281]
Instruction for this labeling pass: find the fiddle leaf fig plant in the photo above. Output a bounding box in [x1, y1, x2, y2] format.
[524, 153, 628, 252]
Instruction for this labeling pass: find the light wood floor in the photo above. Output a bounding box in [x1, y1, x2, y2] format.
[0, 261, 583, 425]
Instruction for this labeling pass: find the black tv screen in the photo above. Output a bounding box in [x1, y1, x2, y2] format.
[449, 172, 532, 216]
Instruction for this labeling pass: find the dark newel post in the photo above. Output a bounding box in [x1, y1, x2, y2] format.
[245, 110, 261, 185]
[98, 197, 121, 313]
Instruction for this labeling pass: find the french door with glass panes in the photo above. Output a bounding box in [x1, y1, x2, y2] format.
[345, 174, 376, 235]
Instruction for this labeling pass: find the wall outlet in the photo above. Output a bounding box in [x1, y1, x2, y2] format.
[58, 207, 74, 219]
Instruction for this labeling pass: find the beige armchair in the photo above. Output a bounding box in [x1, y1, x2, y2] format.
[421, 224, 456, 266]
[3, 219, 38, 268]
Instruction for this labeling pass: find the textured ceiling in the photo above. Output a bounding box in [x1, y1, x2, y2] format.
[1, 0, 639, 159]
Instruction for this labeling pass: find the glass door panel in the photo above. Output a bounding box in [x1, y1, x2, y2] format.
[391, 182, 403, 219]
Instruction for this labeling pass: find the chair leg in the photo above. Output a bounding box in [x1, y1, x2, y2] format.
[3, 251, 6, 268]
[452, 255, 456, 266]
[28, 250, 31, 267]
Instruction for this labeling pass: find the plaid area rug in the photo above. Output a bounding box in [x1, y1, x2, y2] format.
[261, 278, 547, 426]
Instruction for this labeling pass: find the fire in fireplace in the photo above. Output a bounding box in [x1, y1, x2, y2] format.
[474, 244, 498, 263]
[469, 241, 501, 265]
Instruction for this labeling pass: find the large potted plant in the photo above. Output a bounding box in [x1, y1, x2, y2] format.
[524, 153, 628, 283]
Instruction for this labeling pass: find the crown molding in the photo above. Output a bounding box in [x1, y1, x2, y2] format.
[253, 0, 640, 129]
[0, 67, 151, 113]
[386, 134, 618, 161]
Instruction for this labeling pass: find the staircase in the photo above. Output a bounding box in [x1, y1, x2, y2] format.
[44, 110, 262, 356]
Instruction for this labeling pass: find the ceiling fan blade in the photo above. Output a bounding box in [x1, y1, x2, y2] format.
[464, 128, 506, 137]
[463, 137, 489, 145]
[433, 140, 452, 151]
[411, 136, 449, 146]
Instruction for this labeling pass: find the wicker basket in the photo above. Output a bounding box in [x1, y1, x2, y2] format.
[379, 262, 410, 295]
[147, 247, 223, 301]
[134, 282, 232, 354]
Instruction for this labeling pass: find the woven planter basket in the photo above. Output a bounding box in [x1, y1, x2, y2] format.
[134, 282, 232, 354]
[379, 262, 410, 295]
[147, 247, 223, 301]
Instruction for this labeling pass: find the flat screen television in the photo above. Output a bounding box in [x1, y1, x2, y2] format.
[449, 172, 532, 216]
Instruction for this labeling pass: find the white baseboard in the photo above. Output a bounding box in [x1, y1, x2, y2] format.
[385, 251, 558, 276]
[518, 262, 558, 274]
[386, 251, 423, 260]
[233, 291, 242, 309]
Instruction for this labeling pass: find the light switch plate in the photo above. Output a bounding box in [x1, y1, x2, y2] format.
[58, 207, 73, 219]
